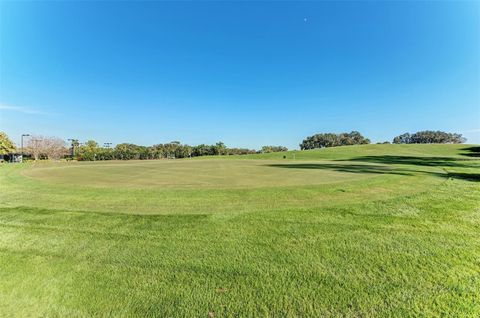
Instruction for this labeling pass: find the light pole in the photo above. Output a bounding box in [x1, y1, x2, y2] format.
[21, 134, 30, 161]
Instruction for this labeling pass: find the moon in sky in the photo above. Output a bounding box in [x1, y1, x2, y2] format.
[304, 17, 307, 23]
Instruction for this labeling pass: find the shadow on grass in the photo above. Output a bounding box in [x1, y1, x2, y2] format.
[266, 163, 412, 176]
[461, 146, 480, 158]
[266, 159, 479, 182]
[444, 172, 480, 182]
[340, 156, 477, 168]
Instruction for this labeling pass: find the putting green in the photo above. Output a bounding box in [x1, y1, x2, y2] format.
[21, 159, 383, 189]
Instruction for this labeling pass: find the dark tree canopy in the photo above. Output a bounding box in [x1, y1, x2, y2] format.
[300, 131, 370, 150]
[392, 131, 466, 144]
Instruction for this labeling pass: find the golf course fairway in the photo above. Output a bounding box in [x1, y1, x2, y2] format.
[1, 144, 479, 317]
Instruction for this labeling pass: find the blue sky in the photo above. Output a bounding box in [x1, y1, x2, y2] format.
[1, 1, 479, 149]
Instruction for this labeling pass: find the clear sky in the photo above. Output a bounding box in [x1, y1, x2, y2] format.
[1, 1, 479, 149]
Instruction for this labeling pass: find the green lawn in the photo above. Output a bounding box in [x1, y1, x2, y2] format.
[1, 144, 479, 317]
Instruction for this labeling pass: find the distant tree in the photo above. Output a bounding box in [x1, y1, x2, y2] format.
[149, 144, 167, 159]
[96, 147, 114, 160]
[175, 145, 192, 158]
[84, 140, 99, 148]
[163, 142, 180, 158]
[0, 132, 16, 155]
[26, 135, 67, 160]
[339, 131, 370, 146]
[77, 140, 100, 161]
[114, 143, 142, 160]
[137, 146, 149, 160]
[192, 144, 215, 157]
[44, 137, 68, 160]
[226, 148, 257, 155]
[213, 142, 227, 155]
[261, 146, 288, 153]
[26, 136, 44, 160]
[392, 131, 466, 144]
[392, 133, 411, 144]
[300, 131, 370, 150]
[68, 139, 80, 157]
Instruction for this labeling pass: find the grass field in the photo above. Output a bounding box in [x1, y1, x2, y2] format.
[1, 144, 479, 317]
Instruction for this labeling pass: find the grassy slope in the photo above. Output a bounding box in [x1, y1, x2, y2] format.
[0, 144, 479, 317]
[216, 143, 479, 160]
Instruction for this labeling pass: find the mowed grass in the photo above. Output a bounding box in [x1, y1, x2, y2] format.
[0, 144, 479, 317]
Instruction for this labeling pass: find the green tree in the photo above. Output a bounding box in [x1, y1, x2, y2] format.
[96, 147, 114, 160]
[0, 132, 16, 155]
[213, 142, 227, 155]
[393, 133, 411, 144]
[114, 143, 142, 160]
[192, 144, 214, 157]
[300, 131, 370, 150]
[392, 131, 465, 144]
[149, 144, 167, 159]
[261, 146, 288, 153]
[77, 140, 101, 161]
[175, 145, 192, 158]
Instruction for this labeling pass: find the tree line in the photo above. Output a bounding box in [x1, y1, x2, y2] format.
[0, 132, 289, 161]
[76, 141, 292, 161]
[75, 141, 262, 161]
[0, 130, 469, 161]
[299, 130, 467, 150]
